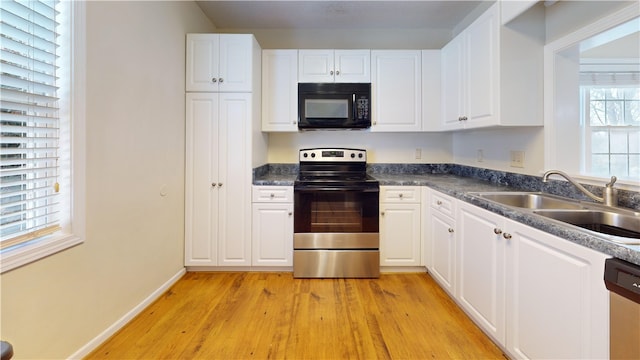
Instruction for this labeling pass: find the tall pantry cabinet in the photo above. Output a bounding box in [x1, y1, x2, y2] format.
[185, 34, 265, 267]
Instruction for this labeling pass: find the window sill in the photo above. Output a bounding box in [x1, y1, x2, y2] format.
[0, 233, 84, 274]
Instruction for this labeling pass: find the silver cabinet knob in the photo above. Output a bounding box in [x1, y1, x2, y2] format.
[211, 183, 217, 187]
[436, 200, 443, 205]
[219, 78, 224, 83]
[399, 193, 404, 198]
[336, 70, 340, 75]
[448, 228, 455, 233]
[494, 228, 503, 235]
[270, 193, 275, 198]
[218, 183, 223, 187]
[212, 78, 217, 83]
[503, 233, 512, 240]
[288, 212, 293, 216]
[381, 211, 385, 216]
[330, 70, 334, 75]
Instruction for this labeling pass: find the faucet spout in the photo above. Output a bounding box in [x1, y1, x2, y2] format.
[542, 170, 618, 206]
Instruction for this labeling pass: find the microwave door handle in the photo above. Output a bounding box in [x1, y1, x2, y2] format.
[352, 94, 356, 121]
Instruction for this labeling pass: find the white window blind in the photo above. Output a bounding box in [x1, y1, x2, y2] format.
[1, 0, 61, 249]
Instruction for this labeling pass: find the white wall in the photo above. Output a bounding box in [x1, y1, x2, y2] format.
[452, 127, 545, 175]
[0, 2, 215, 359]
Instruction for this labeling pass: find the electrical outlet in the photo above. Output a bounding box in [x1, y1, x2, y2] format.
[415, 148, 422, 160]
[510, 150, 525, 168]
[477, 149, 484, 162]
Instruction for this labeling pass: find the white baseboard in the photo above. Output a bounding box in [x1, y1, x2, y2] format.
[68, 267, 186, 359]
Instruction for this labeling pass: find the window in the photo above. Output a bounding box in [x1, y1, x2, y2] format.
[582, 86, 640, 179]
[0, 0, 85, 272]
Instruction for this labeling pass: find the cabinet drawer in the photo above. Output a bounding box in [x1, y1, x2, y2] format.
[430, 191, 456, 218]
[252, 186, 293, 202]
[381, 186, 421, 203]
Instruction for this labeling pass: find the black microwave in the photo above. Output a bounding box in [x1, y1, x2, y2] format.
[298, 83, 371, 130]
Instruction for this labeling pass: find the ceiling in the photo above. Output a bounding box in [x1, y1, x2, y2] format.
[195, 1, 487, 30]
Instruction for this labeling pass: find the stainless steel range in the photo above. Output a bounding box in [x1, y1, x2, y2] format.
[293, 148, 380, 278]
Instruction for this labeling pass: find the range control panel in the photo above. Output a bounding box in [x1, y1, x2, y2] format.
[299, 148, 367, 162]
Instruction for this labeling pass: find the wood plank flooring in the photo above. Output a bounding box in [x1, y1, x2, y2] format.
[87, 272, 506, 359]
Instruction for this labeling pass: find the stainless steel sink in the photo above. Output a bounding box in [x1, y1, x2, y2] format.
[533, 209, 640, 244]
[472, 192, 584, 210]
[470, 191, 640, 244]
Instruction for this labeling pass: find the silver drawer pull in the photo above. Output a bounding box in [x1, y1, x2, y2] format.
[494, 228, 503, 235]
[448, 228, 454, 233]
[503, 233, 512, 240]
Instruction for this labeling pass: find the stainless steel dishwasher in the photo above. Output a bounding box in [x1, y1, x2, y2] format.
[604, 258, 640, 359]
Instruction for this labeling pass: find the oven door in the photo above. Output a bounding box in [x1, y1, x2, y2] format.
[293, 184, 379, 249]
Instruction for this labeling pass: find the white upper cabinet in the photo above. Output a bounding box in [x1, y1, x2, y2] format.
[262, 49, 298, 132]
[371, 50, 422, 132]
[299, 49, 371, 83]
[438, 3, 544, 130]
[186, 34, 260, 92]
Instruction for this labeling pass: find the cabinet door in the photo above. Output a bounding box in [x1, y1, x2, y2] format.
[298, 50, 335, 82]
[428, 210, 457, 296]
[457, 202, 506, 345]
[186, 34, 220, 92]
[380, 203, 421, 266]
[505, 220, 609, 360]
[218, 34, 255, 92]
[371, 50, 422, 132]
[440, 36, 464, 130]
[252, 203, 294, 266]
[217, 93, 252, 266]
[185, 93, 219, 265]
[262, 50, 298, 131]
[334, 50, 371, 83]
[464, 4, 499, 128]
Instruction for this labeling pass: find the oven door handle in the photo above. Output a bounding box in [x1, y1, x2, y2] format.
[294, 185, 379, 192]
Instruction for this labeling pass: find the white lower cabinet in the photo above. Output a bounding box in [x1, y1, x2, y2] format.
[457, 201, 506, 344]
[251, 186, 294, 267]
[425, 190, 457, 296]
[452, 199, 609, 359]
[505, 220, 609, 360]
[380, 186, 422, 266]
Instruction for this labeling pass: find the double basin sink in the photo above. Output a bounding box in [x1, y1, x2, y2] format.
[469, 192, 640, 245]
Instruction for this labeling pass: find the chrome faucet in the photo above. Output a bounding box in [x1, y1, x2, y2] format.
[542, 170, 618, 207]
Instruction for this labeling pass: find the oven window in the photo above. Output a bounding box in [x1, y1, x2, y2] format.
[294, 190, 379, 233]
[305, 99, 348, 119]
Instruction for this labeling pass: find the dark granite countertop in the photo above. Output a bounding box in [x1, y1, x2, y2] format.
[252, 163, 640, 265]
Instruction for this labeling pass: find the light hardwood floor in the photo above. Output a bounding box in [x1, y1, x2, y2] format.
[87, 272, 506, 359]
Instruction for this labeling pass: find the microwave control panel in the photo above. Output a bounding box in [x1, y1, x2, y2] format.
[356, 97, 369, 120]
